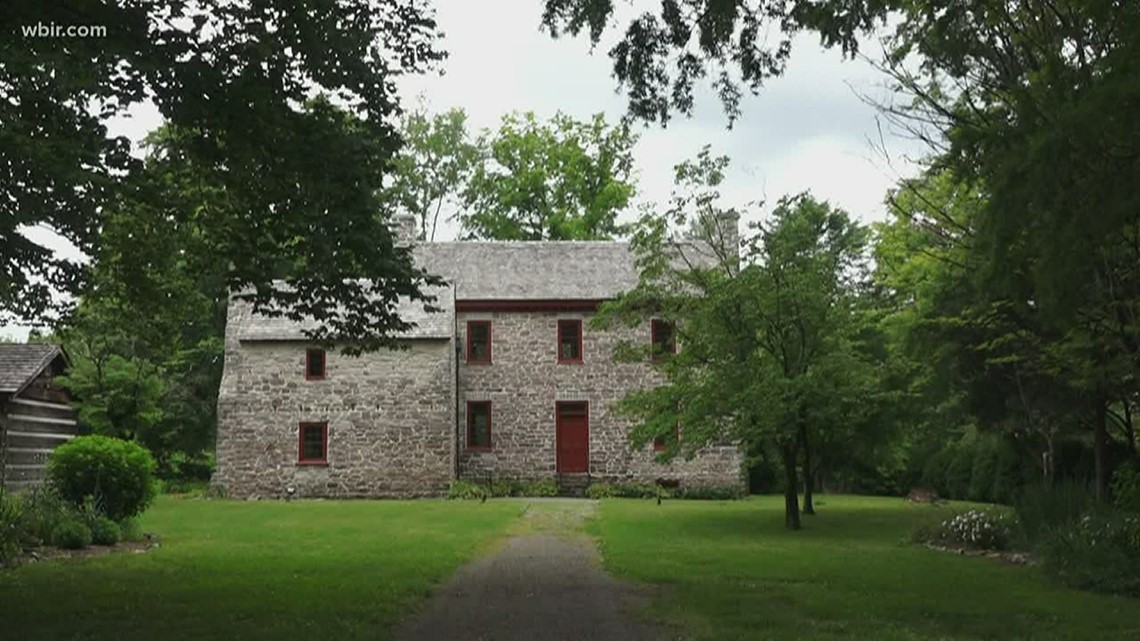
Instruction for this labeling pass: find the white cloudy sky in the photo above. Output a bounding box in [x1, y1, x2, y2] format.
[3, 0, 927, 340]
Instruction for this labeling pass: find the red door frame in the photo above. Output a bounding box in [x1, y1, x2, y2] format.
[555, 401, 590, 473]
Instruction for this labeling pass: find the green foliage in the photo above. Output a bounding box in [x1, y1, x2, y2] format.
[14, 487, 72, 548]
[446, 480, 490, 501]
[910, 509, 1015, 551]
[584, 483, 669, 499]
[540, 1, 884, 125]
[1111, 463, 1140, 513]
[119, 518, 144, 543]
[1013, 482, 1095, 549]
[89, 517, 122, 546]
[488, 479, 559, 498]
[0, 490, 22, 565]
[1040, 512, 1140, 597]
[48, 436, 158, 521]
[3, 2, 444, 344]
[50, 518, 92, 550]
[56, 351, 165, 443]
[459, 112, 637, 240]
[523, 479, 559, 498]
[677, 486, 744, 500]
[383, 106, 478, 241]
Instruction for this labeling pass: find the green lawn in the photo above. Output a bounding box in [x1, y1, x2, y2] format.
[2, 495, 1138, 640]
[0, 496, 521, 641]
[591, 495, 1140, 640]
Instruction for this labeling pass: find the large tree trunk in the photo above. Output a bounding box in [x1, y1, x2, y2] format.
[799, 424, 815, 515]
[781, 443, 801, 530]
[1094, 398, 1110, 502]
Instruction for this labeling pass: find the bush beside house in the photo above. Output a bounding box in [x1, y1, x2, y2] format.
[1, 436, 157, 566]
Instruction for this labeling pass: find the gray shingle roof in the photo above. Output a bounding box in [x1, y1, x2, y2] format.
[415, 240, 720, 300]
[235, 285, 454, 341]
[415, 241, 639, 300]
[0, 344, 62, 393]
[234, 240, 721, 341]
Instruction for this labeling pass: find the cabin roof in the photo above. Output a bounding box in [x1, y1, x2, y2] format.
[0, 344, 65, 394]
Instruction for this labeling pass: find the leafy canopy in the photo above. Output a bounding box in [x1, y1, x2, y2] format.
[2, 0, 444, 351]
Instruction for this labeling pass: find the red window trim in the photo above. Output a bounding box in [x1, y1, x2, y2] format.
[466, 400, 493, 451]
[651, 319, 677, 362]
[298, 421, 329, 465]
[557, 319, 583, 364]
[305, 348, 327, 380]
[466, 320, 492, 365]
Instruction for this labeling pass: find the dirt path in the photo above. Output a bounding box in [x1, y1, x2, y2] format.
[395, 499, 664, 641]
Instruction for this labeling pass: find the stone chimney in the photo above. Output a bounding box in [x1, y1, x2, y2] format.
[390, 213, 418, 246]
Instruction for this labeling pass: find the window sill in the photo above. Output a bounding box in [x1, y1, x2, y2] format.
[464, 447, 493, 453]
[557, 359, 584, 365]
[304, 376, 327, 381]
[466, 361, 492, 366]
[296, 461, 329, 467]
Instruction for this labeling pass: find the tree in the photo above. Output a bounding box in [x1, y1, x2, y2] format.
[459, 112, 638, 240]
[2, 1, 444, 350]
[383, 107, 478, 241]
[540, 0, 892, 125]
[595, 149, 870, 528]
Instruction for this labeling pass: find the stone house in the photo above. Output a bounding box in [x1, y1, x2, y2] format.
[213, 217, 744, 498]
[0, 344, 79, 492]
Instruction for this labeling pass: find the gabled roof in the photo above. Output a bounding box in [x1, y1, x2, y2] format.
[0, 344, 66, 394]
[414, 240, 721, 301]
[234, 286, 455, 341]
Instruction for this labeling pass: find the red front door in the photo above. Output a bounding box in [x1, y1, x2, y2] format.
[556, 402, 589, 473]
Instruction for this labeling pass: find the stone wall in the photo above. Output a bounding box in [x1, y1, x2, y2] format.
[214, 300, 456, 498]
[457, 311, 744, 490]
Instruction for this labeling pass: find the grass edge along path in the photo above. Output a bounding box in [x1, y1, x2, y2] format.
[590, 495, 1140, 641]
[0, 496, 522, 641]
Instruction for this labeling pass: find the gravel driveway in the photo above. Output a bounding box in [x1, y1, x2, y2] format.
[395, 499, 664, 641]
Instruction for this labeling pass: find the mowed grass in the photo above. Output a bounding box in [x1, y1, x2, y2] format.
[591, 495, 1140, 640]
[0, 496, 521, 641]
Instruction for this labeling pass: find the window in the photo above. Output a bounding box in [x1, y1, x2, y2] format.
[653, 422, 681, 452]
[298, 422, 328, 464]
[558, 319, 583, 363]
[467, 321, 492, 364]
[305, 348, 326, 380]
[651, 319, 676, 361]
[466, 401, 492, 450]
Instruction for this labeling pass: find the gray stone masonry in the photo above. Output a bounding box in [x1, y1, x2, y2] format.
[457, 311, 744, 490]
[214, 302, 456, 498]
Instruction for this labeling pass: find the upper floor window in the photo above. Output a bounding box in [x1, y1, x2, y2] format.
[298, 422, 328, 464]
[651, 320, 676, 362]
[305, 348, 326, 380]
[467, 401, 492, 449]
[467, 321, 492, 364]
[558, 319, 583, 363]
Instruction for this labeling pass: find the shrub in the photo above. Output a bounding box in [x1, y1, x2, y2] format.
[16, 486, 72, 547]
[119, 518, 144, 542]
[679, 485, 744, 500]
[0, 490, 23, 565]
[48, 435, 158, 521]
[1040, 512, 1140, 596]
[585, 483, 619, 499]
[490, 479, 520, 498]
[446, 480, 489, 500]
[90, 516, 122, 546]
[520, 479, 558, 497]
[51, 518, 92, 550]
[912, 509, 1014, 551]
[945, 446, 974, 500]
[1111, 463, 1140, 514]
[1013, 481, 1094, 548]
